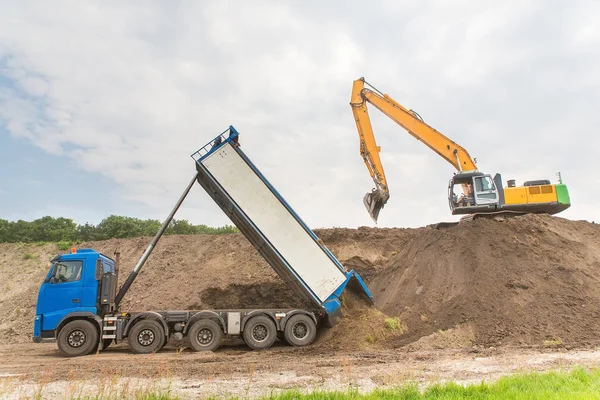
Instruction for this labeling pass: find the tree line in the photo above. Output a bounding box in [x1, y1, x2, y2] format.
[0, 215, 238, 243]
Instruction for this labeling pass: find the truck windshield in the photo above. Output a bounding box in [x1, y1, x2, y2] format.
[52, 260, 83, 283]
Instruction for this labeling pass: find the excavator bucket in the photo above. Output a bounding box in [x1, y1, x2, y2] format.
[363, 188, 389, 223]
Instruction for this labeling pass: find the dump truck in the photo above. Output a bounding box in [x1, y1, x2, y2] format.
[33, 126, 373, 357]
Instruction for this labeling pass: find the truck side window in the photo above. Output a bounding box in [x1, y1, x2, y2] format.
[52, 261, 83, 283]
[95, 259, 104, 280]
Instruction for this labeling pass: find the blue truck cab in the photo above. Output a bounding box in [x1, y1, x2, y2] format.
[34, 249, 116, 345]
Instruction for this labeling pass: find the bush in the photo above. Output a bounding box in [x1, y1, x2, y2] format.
[384, 317, 403, 332]
[57, 241, 72, 251]
[0, 216, 238, 243]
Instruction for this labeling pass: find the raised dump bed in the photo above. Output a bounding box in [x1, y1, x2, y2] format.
[192, 126, 373, 326]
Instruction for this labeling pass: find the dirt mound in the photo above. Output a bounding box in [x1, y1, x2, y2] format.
[198, 282, 305, 309]
[0, 243, 60, 344]
[314, 291, 405, 351]
[370, 214, 600, 348]
[1, 214, 599, 351]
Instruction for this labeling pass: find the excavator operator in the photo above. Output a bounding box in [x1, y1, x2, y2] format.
[456, 184, 474, 207]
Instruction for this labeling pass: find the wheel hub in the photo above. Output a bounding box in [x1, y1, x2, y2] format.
[138, 329, 155, 346]
[67, 329, 86, 348]
[252, 324, 268, 342]
[198, 328, 214, 345]
[292, 322, 308, 339]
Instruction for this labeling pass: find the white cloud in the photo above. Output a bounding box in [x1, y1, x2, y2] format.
[0, 1, 597, 228]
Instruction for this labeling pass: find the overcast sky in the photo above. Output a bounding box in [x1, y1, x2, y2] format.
[0, 1, 597, 229]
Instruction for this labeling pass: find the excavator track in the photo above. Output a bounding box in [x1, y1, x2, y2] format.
[428, 210, 529, 230]
[466, 210, 529, 221]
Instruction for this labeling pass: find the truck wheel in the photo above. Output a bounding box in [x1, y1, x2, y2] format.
[128, 319, 165, 354]
[57, 319, 99, 357]
[188, 319, 223, 352]
[284, 314, 316, 347]
[243, 315, 277, 350]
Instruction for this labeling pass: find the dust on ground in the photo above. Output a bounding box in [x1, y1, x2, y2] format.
[2, 343, 600, 399]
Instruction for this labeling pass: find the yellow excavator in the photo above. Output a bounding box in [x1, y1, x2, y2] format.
[350, 77, 571, 223]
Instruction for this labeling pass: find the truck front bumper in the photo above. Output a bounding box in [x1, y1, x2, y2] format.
[33, 314, 42, 343]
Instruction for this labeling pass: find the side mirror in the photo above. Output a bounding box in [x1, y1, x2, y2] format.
[49, 264, 58, 284]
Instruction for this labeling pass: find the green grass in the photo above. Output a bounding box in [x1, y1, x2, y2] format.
[57, 240, 73, 251]
[543, 338, 563, 347]
[6, 368, 600, 399]
[23, 253, 38, 260]
[258, 367, 600, 400]
[384, 317, 403, 332]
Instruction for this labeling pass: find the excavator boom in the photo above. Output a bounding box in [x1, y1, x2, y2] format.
[350, 77, 477, 221]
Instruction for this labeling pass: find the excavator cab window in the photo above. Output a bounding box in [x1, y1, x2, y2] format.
[474, 176, 494, 192]
[473, 175, 498, 205]
[474, 176, 495, 193]
[449, 182, 474, 208]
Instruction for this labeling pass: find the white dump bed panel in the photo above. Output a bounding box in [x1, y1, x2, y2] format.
[202, 143, 346, 302]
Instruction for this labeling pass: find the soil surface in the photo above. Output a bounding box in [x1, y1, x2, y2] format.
[1, 215, 600, 351]
[1, 215, 600, 396]
[371, 214, 600, 348]
[2, 343, 600, 399]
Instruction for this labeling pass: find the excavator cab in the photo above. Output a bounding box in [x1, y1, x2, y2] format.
[449, 171, 501, 215]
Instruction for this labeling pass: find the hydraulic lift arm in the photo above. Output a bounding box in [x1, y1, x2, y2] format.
[114, 172, 199, 308]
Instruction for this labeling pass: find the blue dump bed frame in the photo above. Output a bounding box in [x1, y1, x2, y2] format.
[192, 126, 374, 326]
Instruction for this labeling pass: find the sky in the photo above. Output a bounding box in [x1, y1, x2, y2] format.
[0, 1, 598, 229]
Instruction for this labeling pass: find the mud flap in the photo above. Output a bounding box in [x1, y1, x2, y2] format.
[322, 299, 343, 328]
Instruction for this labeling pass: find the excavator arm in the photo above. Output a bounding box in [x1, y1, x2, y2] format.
[350, 79, 390, 223]
[350, 77, 478, 222]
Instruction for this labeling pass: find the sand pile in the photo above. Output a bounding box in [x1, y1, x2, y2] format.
[1, 214, 599, 350]
[370, 214, 600, 347]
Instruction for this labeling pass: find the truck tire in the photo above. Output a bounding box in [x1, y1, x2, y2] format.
[188, 319, 223, 352]
[284, 314, 316, 347]
[243, 315, 277, 350]
[128, 319, 165, 354]
[57, 319, 99, 357]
